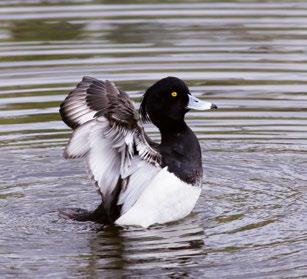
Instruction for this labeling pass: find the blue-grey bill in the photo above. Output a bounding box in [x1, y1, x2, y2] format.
[187, 95, 217, 110]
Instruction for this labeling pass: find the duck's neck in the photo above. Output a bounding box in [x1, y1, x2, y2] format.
[159, 119, 188, 140]
[158, 120, 203, 186]
[150, 112, 185, 134]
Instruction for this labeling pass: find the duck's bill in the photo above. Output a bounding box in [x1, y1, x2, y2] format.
[187, 95, 218, 110]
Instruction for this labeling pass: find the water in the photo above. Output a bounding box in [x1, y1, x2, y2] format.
[0, 0, 307, 278]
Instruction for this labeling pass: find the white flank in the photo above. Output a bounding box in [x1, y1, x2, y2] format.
[115, 167, 201, 228]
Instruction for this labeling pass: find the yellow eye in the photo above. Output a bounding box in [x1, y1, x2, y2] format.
[171, 91, 177, 97]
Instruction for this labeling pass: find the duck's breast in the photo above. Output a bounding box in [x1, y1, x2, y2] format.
[115, 167, 201, 228]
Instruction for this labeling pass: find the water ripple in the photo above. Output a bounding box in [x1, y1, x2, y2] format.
[0, 1, 306, 278]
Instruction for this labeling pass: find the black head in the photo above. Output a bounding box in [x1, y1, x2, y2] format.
[140, 76, 217, 131]
[140, 77, 190, 130]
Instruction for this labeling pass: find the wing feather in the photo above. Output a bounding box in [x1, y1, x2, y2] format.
[63, 120, 95, 159]
[117, 158, 160, 214]
[87, 122, 121, 198]
[60, 76, 162, 214]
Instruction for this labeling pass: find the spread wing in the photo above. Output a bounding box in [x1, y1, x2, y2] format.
[60, 76, 161, 214]
[60, 76, 137, 129]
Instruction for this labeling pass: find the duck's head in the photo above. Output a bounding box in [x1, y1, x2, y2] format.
[140, 76, 217, 130]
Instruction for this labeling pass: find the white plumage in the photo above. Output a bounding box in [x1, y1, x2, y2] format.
[118, 158, 160, 214]
[116, 167, 201, 228]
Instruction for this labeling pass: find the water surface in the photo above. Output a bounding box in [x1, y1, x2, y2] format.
[0, 0, 307, 278]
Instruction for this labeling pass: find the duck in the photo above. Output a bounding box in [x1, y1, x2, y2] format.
[59, 76, 217, 228]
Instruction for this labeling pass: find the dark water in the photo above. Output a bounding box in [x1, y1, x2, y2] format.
[1, 0, 307, 278]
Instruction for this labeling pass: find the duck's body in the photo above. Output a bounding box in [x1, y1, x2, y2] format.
[59, 76, 216, 228]
[116, 167, 201, 228]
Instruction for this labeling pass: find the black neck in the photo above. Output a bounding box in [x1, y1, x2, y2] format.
[159, 121, 203, 185]
[151, 113, 186, 134]
[161, 119, 186, 133]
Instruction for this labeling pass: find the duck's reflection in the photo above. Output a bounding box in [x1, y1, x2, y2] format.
[80, 213, 205, 277]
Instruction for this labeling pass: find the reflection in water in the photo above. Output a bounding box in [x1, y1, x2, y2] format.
[82, 215, 204, 277]
[0, 0, 307, 278]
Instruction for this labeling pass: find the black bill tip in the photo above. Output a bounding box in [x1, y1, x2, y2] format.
[211, 103, 218, 109]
